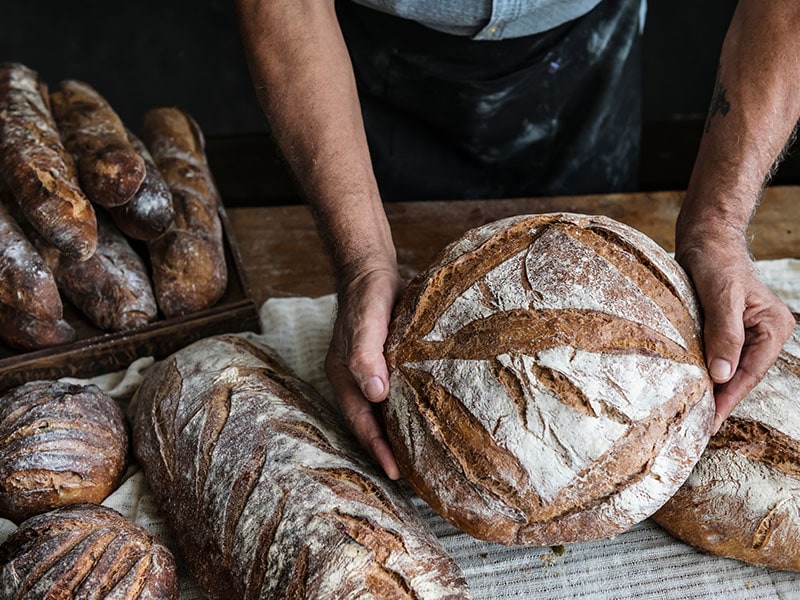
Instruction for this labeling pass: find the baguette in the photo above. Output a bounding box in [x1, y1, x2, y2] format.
[0, 186, 62, 322]
[31, 212, 157, 332]
[107, 129, 175, 240]
[133, 334, 470, 599]
[142, 107, 227, 318]
[50, 79, 146, 207]
[0, 504, 178, 599]
[0, 302, 75, 351]
[0, 63, 96, 261]
[384, 213, 715, 546]
[0, 380, 128, 522]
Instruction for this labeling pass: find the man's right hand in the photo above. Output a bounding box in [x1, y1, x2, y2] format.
[325, 262, 404, 480]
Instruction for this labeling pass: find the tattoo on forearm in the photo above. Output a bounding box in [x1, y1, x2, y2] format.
[704, 80, 731, 133]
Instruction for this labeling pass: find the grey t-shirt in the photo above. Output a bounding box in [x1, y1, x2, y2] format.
[350, 0, 605, 39]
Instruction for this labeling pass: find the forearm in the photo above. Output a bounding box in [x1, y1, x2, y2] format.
[677, 0, 800, 251]
[234, 0, 396, 285]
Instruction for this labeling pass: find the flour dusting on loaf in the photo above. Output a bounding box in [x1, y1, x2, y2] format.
[653, 317, 800, 571]
[385, 212, 715, 546]
[133, 334, 470, 599]
[0, 503, 178, 599]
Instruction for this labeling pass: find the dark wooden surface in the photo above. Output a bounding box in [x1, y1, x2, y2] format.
[227, 186, 800, 305]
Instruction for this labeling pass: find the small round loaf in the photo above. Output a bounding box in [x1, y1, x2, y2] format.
[384, 212, 715, 546]
[0, 503, 178, 599]
[0, 380, 128, 523]
[653, 316, 800, 571]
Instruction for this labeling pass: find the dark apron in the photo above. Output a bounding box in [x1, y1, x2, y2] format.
[336, 0, 642, 200]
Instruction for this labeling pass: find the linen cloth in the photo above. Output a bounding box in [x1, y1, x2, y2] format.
[2, 258, 799, 599]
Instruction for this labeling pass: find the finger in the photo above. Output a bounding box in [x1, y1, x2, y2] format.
[700, 296, 745, 385]
[711, 306, 795, 433]
[342, 294, 397, 404]
[334, 368, 400, 479]
[326, 346, 400, 477]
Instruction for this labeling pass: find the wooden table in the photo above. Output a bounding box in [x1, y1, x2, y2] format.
[228, 186, 800, 305]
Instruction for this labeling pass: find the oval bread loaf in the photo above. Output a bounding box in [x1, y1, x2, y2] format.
[384, 212, 715, 546]
[0, 194, 62, 322]
[107, 129, 175, 241]
[0, 62, 97, 261]
[50, 79, 146, 208]
[0, 380, 128, 523]
[0, 303, 75, 351]
[133, 334, 470, 600]
[32, 212, 158, 332]
[142, 107, 227, 318]
[0, 503, 178, 599]
[653, 316, 800, 571]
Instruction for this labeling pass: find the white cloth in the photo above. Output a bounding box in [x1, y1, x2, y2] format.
[2, 258, 800, 599]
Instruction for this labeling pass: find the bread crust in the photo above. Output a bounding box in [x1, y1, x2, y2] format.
[384, 212, 715, 546]
[0, 380, 128, 522]
[133, 334, 470, 599]
[107, 129, 175, 240]
[0, 302, 75, 351]
[0, 504, 178, 599]
[0, 63, 96, 261]
[653, 317, 800, 571]
[142, 107, 227, 318]
[0, 191, 62, 322]
[31, 212, 158, 332]
[50, 79, 146, 208]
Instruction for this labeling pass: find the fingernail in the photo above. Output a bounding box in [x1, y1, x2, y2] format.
[363, 376, 385, 400]
[712, 412, 723, 436]
[709, 358, 732, 382]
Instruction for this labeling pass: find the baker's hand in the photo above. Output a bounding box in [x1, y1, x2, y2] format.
[325, 261, 404, 479]
[676, 236, 794, 434]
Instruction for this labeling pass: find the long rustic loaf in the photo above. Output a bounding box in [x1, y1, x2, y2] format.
[384, 212, 715, 546]
[142, 107, 227, 318]
[0, 503, 178, 599]
[653, 316, 800, 571]
[31, 212, 158, 332]
[0, 380, 128, 523]
[0, 191, 62, 322]
[0, 62, 97, 261]
[107, 129, 175, 240]
[50, 79, 146, 207]
[133, 334, 470, 599]
[0, 302, 75, 351]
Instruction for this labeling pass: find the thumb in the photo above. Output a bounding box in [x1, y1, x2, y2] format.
[701, 297, 745, 385]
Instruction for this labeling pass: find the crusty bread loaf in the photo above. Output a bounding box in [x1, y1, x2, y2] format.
[0, 302, 75, 351]
[107, 129, 175, 240]
[0, 503, 178, 599]
[384, 212, 715, 546]
[0, 380, 128, 523]
[32, 212, 158, 332]
[133, 334, 470, 599]
[49, 79, 146, 208]
[0, 63, 97, 261]
[142, 107, 227, 318]
[0, 192, 62, 322]
[653, 316, 800, 571]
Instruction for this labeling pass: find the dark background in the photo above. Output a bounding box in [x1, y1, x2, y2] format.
[1, 1, 796, 203]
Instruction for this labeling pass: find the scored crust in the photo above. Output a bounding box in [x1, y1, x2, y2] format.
[653, 317, 800, 571]
[384, 212, 715, 546]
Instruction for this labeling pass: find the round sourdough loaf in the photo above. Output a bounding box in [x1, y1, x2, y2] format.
[384, 212, 715, 546]
[0, 503, 178, 599]
[0, 380, 128, 523]
[653, 316, 800, 571]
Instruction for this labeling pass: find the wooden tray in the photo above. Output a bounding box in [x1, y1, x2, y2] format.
[0, 204, 262, 394]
